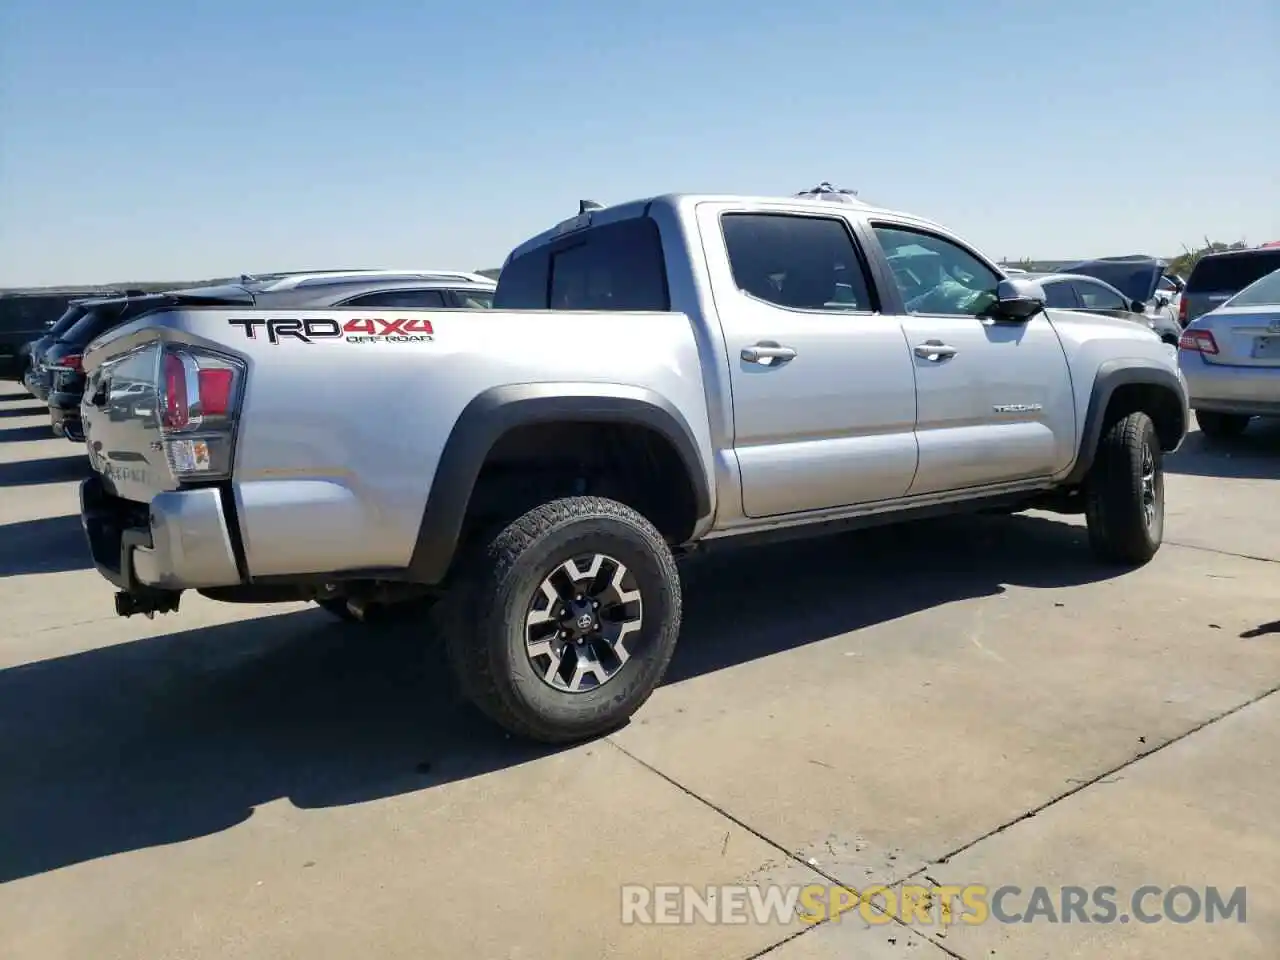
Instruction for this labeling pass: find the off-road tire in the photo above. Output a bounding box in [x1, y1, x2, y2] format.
[1084, 411, 1164, 565]
[1195, 411, 1250, 441]
[439, 496, 681, 743]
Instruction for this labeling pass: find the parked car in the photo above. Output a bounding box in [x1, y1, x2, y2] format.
[1027, 269, 1179, 345]
[1053, 256, 1181, 345]
[1178, 266, 1280, 439]
[75, 187, 1187, 743]
[21, 299, 98, 397]
[1179, 247, 1280, 328]
[1, 291, 108, 382]
[48, 271, 497, 443]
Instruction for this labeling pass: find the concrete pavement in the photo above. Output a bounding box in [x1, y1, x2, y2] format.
[1, 382, 1277, 959]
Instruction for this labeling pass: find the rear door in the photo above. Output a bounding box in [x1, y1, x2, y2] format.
[867, 222, 1076, 496]
[698, 204, 920, 517]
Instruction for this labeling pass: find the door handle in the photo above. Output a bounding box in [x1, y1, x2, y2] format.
[914, 340, 957, 362]
[741, 342, 797, 364]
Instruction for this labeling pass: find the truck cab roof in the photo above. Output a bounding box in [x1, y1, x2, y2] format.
[504, 191, 946, 267]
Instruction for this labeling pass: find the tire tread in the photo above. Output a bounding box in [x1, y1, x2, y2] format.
[439, 496, 680, 743]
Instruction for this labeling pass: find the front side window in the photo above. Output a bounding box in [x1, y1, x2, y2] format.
[1074, 280, 1127, 311]
[872, 225, 1000, 316]
[720, 213, 875, 312]
[341, 289, 447, 308]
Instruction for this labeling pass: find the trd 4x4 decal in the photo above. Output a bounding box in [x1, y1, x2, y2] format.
[228, 317, 434, 344]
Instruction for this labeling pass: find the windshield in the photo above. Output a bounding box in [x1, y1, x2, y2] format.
[47, 304, 88, 337]
[60, 303, 126, 343]
[1225, 267, 1280, 308]
[1060, 261, 1159, 303]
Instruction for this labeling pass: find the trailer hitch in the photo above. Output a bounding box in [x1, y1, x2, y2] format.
[114, 589, 181, 619]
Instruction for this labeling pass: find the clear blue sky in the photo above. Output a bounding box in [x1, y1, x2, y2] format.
[1, 0, 1276, 285]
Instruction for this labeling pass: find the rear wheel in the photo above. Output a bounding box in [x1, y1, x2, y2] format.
[1196, 411, 1250, 441]
[1085, 411, 1164, 565]
[440, 496, 681, 743]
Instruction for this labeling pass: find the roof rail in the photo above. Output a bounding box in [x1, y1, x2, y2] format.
[255, 269, 496, 292]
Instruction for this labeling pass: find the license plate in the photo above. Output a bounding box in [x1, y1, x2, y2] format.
[1253, 336, 1278, 358]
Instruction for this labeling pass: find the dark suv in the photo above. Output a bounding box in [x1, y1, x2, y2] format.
[46, 273, 496, 442]
[1179, 247, 1280, 328]
[2, 291, 117, 382]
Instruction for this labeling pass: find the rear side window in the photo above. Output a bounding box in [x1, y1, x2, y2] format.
[495, 217, 669, 311]
[63, 306, 123, 343]
[1042, 280, 1079, 309]
[341, 289, 447, 308]
[452, 290, 494, 308]
[1226, 267, 1280, 308]
[1074, 280, 1127, 310]
[721, 213, 875, 311]
[1187, 251, 1280, 293]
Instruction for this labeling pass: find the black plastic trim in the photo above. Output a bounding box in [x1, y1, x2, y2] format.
[79, 475, 153, 592]
[405, 384, 711, 585]
[217, 483, 251, 583]
[1063, 360, 1187, 485]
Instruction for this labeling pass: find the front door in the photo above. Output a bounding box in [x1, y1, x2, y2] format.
[699, 205, 920, 518]
[868, 224, 1076, 497]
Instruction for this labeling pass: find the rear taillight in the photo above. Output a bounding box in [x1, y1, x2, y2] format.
[1177, 296, 1188, 327]
[156, 344, 246, 480]
[57, 354, 83, 372]
[1178, 329, 1218, 355]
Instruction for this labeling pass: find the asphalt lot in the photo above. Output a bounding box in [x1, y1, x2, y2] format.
[1, 381, 1278, 960]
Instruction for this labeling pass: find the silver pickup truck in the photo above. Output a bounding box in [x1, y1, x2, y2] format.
[76, 186, 1189, 743]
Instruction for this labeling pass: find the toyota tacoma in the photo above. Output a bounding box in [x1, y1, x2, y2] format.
[76, 185, 1189, 743]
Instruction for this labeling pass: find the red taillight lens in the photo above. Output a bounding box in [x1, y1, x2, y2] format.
[198, 368, 233, 416]
[58, 354, 83, 372]
[161, 351, 190, 430]
[1178, 329, 1218, 354]
[1177, 296, 1188, 326]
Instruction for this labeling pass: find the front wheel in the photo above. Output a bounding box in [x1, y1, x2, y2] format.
[440, 496, 682, 743]
[1084, 411, 1164, 565]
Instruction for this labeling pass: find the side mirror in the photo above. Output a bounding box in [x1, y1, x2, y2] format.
[988, 278, 1046, 322]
